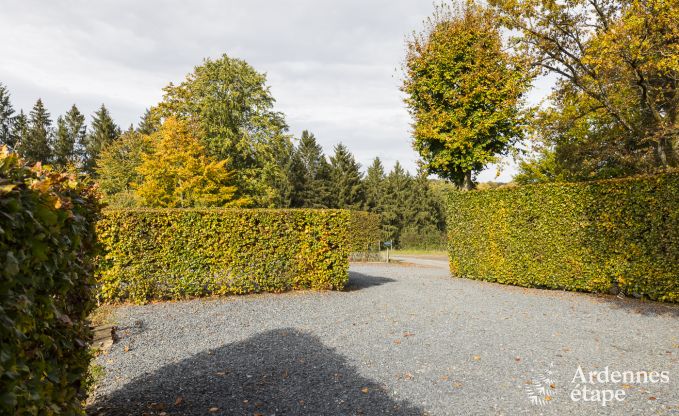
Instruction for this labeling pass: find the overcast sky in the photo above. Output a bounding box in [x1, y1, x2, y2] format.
[0, 0, 550, 181]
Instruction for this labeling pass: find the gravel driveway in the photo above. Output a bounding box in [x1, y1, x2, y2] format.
[88, 257, 679, 415]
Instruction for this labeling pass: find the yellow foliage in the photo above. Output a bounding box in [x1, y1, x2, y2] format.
[134, 118, 247, 208]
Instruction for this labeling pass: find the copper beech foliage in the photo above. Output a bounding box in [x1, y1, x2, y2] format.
[0, 148, 102, 414]
[447, 171, 679, 302]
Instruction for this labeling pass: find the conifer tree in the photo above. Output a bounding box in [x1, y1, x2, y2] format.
[137, 108, 159, 135]
[11, 110, 28, 152]
[0, 83, 16, 148]
[329, 143, 364, 209]
[53, 105, 86, 169]
[363, 157, 385, 212]
[380, 162, 413, 244]
[289, 130, 333, 208]
[83, 104, 120, 173]
[16, 99, 52, 164]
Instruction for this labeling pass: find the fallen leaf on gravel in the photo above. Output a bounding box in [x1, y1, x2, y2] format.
[622, 384, 632, 389]
[209, 407, 219, 413]
[174, 396, 184, 406]
[215, 371, 226, 376]
[452, 382, 463, 388]
[472, 355, 481, 361]
[545, 395, 552, 401]
[515, 357, 521, 362]
[149, 402, 165, 410]
[159, 412, 167, 416]
[123, 345, 130, 352]
[393, 339, 401, 345]
[299, 400, 305, 405]
[403, 372, 414, 380]
[439, 375, 449, 381]
[403, 332, 415, 337]
[282, 369, 288, 379]
[649, 397, 657, 401]
[361, 387, 369, 393]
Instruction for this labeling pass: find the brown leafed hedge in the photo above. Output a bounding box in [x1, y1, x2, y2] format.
[447, 172, 679, 302]
[0, 150, 102, 414]
[97, 209, 358, 303]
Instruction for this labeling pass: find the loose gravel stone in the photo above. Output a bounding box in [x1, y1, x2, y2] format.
[88, 257, 679, 415]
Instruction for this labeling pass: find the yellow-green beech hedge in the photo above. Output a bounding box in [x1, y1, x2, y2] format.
[349, 211, 381, 252]
[97, 209, 355, 303]
[447, 172, 679, 302]
[0, 150, 101, 414]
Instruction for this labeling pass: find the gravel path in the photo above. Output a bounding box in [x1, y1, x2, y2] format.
[89, 258, 679, 415]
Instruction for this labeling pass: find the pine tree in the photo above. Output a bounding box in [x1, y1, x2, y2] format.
[137, 108, 159, 135]
[399, 169, 446, 248]
[363, 157, 385, 212]
[289, 130, 333, 208]
[16, 99, 52, 164]
[329, 143, 364, 209]
[11, 110, 28, 152]
[381, 162, 413, 244]
[83, 104, 120, 173]
[53, 105, 86, 169]
[0, 83, 16, 148]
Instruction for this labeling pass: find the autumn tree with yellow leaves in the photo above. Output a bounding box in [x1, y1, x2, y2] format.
[134, 118, 245, 208]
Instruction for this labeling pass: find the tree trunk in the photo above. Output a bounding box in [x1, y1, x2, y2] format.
[462, 171, 475, 191]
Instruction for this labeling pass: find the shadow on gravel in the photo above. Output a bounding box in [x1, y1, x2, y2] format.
[593, 296, 679, 318]
[344, 271, 396, 291]
[88, 329, 423, 416]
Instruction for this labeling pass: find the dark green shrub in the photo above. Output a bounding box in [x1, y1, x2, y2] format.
[0, 149, 101, 414]
[97, 209, 353, 303]
[447, 172, 679, 302]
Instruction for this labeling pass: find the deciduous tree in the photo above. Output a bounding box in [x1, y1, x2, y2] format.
[135, 118, 244, 208]
[403, 2, 530, 189]
[154, 54, 292, 206]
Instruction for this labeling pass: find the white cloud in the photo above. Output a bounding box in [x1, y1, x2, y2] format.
[0, 0, 550, 179]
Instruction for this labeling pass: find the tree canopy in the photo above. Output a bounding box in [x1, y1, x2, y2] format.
[403, 1, 530, 189]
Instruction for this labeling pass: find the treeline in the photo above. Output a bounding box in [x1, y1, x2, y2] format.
[0, 56, 444, 248]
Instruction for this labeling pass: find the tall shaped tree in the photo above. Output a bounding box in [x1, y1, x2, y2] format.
[16, 99, 52, 164]
[289, 130, 332, 208]
[380, 162, 413, 244]
[363, 157, 385, 212]
[329, 143, 364, 209]
[0, 83, 16, 148]
[53, 105, 86, 169]
[83, 104, 119, 173]
[403, 2, 529, 189]
[11, 110, 28, 152]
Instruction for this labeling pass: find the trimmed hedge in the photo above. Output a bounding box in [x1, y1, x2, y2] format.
[97, 209, 354, 303]
[447, 172, 679, 302]
[348, 211, 381, 252]
[0, 150, 101, 414]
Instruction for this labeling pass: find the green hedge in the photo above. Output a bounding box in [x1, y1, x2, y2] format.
[97, 209, 353, 303]
[348, 211, 381, 252]
[447, 172, 679, 302]
[0, 150, 101, 414]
